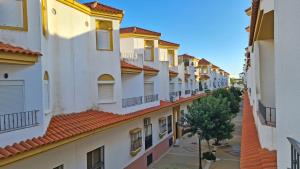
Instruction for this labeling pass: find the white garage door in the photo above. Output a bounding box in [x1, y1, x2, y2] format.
[0, 81, 25, 115]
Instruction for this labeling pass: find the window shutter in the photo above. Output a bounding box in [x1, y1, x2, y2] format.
[97, 30, 110, 50]
[98, 83, 114, 102]
[0, 81, 24, 114]
[144, 48, 152, 61]
[144, 83, 154, 96]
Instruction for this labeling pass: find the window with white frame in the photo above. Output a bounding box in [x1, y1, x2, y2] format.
[43, 71, 50, 111]
[159, 117, 167, 136]
[0, 0, 27, 30]
[144, 81, 154, 96]
[144, 40, 154, 61]
[87, 146, 105, 169]
[169, 82, 175, 93]
[96, 20, 113, 50]
[97, 74, 114, 103]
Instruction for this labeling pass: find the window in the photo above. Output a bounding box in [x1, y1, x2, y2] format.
[87, 146, 105, 169]
[144, 118, 152, 150]
[44, 71, 50, 111]
[53, 165, 64, 169]
[167, 115, 172, 134]
[130, 128, 142, 156]
[0, 0, 28, 31]
[144, 81, 154, 96]
[159, 117, 167, 138]
[97, 74, 114, 103]
[147, 153, 153, 166]
[144, 40, 154, 61]
[168, 50, 175, 66]
[0, 81, 24, 114]
[96, 20, 113, 50]
[41, 0, 48, 37]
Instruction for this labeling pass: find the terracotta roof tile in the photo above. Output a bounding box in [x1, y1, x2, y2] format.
[120, 60, 143, 71]
[200, 75, 210, 80]
[0, 42, 42, 56]
[143, 65, 159, 72]
[0, 94, 205, 161]
[169, 70, 178, 75]
[120, 27, 161, 36]
[240, 91, 277, 169]
[159, 40, 180, 47]
[83, 1, 123, 14]
[198, 58, 211, 66]
[249, 0, 260, 46]
[179, 54, 195, 59]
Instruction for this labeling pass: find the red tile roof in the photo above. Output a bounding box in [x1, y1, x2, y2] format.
[120, 27, 161, 36]
[0, 42, 42, 56]
[143, 65, 159, 72]
[159, 40, 180, 47]
[179, 54, 195, 59]
[120, 60, 143, 71]
[200, 75, 210, 80]
[240, 91, 277, 169]
[198, 58, 211, 66]
[169, 70, 178, 75]
[83, 1, 123, 14]
[249, 0, 260, 46]
[0, 94, 205, 162]
[212, 64, 219, 69]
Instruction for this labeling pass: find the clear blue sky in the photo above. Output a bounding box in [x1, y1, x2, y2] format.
[80, 0, 250, 77]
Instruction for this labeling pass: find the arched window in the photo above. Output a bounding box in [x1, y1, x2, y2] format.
[98, 74, 115, 103]
[43, 71, 50, 111]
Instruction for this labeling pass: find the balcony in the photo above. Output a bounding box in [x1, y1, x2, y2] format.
[258, 100, 276, 127]
[185, 90, 191, 95]
[121, 51, 144, 67]
[144, 94, 159, 103]
[287, 137, 300, 169]
[122, 96, 143, 108]
[0, 110, 39, 133]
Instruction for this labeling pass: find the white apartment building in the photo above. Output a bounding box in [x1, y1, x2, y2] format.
[0, 1, 230, 169]
[243, 0, 300, 169]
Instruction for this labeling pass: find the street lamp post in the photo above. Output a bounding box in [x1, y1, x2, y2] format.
[197, 129, 203, 169]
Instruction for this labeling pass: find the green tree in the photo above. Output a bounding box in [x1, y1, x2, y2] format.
[212, 88, 240, 118]
[186, 96, 232, 156]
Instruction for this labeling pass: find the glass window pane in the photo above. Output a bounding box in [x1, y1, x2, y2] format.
[97, 30, 110, 50]
[144, 48, 152, 61]
[0, 0, 24, 27]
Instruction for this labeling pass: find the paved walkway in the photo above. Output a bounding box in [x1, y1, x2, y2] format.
[150, 102, 243, 169]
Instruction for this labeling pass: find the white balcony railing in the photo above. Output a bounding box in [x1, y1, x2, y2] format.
[121, 51, 144, 67]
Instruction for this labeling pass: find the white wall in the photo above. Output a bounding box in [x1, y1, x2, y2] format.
[0, 63, 44, 147]
[275, 1, 300, 168]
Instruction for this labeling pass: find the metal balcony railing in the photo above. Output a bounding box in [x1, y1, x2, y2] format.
[258, 100, 276, 127]
[144, 94, 158, 103]
[0, 110, 39, 133]
[122, 96, 143, 108]
[145, 134, 153, 150]
[131, 137, 142, 152]
[287, 137, 300, 169]
[169, 91, 178, 98]
[185, 90, 191, 95]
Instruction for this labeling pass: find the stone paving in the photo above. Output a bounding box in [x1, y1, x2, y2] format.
[150, 102, 243, 169]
